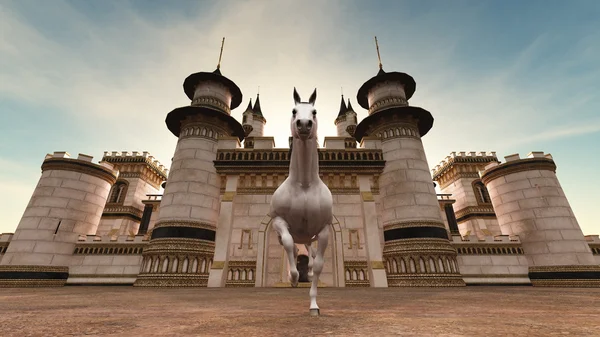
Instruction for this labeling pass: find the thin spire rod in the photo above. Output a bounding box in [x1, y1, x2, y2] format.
[217, 37, 225, 69]
[341, 87, 344, 97]
[257, 86, 260, 95]
[375, 36, 382, 70]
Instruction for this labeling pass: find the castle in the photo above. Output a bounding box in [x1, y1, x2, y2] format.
[1, 59, 599, 288]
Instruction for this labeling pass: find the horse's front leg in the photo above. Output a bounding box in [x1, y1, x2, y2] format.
[309, 226, 329, 316]
[272, 216, 299, 287]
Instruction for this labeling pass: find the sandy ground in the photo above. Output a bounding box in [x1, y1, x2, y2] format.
[1, 286, 599, 336]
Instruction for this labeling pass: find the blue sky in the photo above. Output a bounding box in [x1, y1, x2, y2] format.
[1, 0, 599, 235]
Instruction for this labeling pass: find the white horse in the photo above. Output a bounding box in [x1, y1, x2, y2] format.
[269, 88, 334, 316]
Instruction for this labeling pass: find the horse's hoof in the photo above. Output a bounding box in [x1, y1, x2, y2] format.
[309, 308, 320, 317]
[289, 271, 299, 287]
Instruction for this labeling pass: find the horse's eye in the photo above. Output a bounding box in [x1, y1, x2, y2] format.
[292, 109, 297, 115]
[312, 110, 317, 115]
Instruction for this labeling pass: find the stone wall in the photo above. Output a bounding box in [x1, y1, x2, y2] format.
[452, 235, 530, 284]
[68, 235, 146, 284]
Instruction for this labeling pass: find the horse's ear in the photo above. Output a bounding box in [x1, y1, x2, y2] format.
[293, 87, 301, 105]
[308, 88, 317, 105]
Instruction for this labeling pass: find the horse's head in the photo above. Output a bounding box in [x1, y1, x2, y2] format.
[291, 87, 318, 141]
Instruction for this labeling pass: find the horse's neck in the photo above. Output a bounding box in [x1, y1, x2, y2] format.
[289, 137, 319, 188]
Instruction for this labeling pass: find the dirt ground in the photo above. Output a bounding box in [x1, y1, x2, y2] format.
[1, 286, 599, 336]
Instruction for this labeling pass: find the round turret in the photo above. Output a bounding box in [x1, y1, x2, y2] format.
[0, 152, 118, 287]
[480, 152, 600, 287]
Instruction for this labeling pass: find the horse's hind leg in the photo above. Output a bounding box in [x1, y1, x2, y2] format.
[309, 226, 329, 316]
[272, 216, 299, 287]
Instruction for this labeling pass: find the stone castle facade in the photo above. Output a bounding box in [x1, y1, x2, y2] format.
[1, 63, 599, 288]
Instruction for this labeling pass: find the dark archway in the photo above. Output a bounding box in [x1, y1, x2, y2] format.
[297, 255, 310, 283]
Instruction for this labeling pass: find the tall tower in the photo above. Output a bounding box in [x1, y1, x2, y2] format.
[135, 40, 245, 287]
[480, 152, 600, 287]
[353, 38, 464, 287]
[334, 95, 359, 138]
[0, 152, 118, 287]
[241, 93, 267, 148]
[251, 93, 266, 137]
[241, 99, 254, 137]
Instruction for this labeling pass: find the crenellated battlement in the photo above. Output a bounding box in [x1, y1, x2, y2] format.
[101, 151, 168, 188]
[0, 233, 14, 242]
[452, 234, 520, 243]
[77, 234, 149, 243]
[479, 152, 557, 184]
[450, 235, 524, 256]
[585, 235, 600, 243]
[431, 151, 499, 189]
[44, 151, 118, 172]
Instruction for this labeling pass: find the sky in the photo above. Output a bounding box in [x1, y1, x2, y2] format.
[1, 0, 599, 235]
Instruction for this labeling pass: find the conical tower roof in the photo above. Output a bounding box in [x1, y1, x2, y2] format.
[337, 95, 347, 117]
[347, 99, 355, 113]
[253, 94, 263, 116]
[244, 98, 254, 113]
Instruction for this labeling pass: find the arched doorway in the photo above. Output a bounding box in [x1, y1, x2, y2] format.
[297, 255, 310, 283]
[255, 214, 345, 287]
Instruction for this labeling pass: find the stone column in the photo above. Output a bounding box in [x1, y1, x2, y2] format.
[481, 152, 600, 287]
[358, 175, 388, 287]
[208, 160, 239, 287]
[0, 152, 117, 287]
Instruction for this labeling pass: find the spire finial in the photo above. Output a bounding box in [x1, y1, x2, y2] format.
[217, 37, 225, 70]
[341, 86, 344, 97]
[257, 86, 260, 96]
[375, 36, 383, 70]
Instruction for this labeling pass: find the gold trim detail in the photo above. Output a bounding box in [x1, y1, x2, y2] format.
[530, 279, 600, 287]
[152, 220, 216, 232]
[222, 191, 236, 202]
[361, 191, 374, 202]
[529, 265, 600, 273]
[0, 265, 69, 288]
[371, 261, 385, 269]
[212, 261, 225, 269]
[384, 220, 447, 230]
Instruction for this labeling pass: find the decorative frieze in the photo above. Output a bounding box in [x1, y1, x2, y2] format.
[344, 260, 370, 287]
[454, 205, 497, 223]
[225, 260, 257, 287]
[191, 96, 231, 115]
[101, 205, 144, 222]
[432, 152, 499, 189]
[215, 149, 384, 186]
[74, 244, 146, 255]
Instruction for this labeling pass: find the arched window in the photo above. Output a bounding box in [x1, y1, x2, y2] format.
[472, 180, 491, 204]
[108, 180, 128, 204]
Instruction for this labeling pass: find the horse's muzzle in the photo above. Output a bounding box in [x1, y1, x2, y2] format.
[296, 119, 313, 135]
